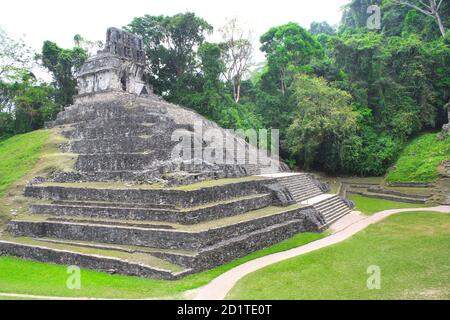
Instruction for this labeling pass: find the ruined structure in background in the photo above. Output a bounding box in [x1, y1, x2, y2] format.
[0, 28, 353, 279]
[438, 101, 450, 140]
[77, 28, 151, 97]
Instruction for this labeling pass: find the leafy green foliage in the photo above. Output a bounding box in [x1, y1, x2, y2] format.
[309, 21, 336, 36]
[260, 22, 324, 95]
[39, 41, 87, 107]
[287, 74, 359, 171]
[0, 71, 57, 138]
[387, 133, 450, 183]
[127, 12, 213, 98]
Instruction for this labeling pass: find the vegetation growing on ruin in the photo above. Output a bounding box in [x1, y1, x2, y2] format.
[386, 133, 450, 183]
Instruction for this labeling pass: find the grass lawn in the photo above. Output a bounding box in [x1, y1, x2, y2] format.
[0, 232, 323, 299]
[227, 212, 450, 300]
[349, 194, 428, 215]
[386, 133, 450, 183]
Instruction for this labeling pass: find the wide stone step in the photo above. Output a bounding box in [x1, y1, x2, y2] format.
[51, 170, 161, 183]
[323, 207, 351, 223]
[292, 190, 323, 202]
[323, 209, 351, 227]
[177, 219, 313, 271]
[278, 180, 313, 188]
[8, 205, 307, 250]
[24, 179, 267, 207]
[287, 181, 321, 190]
[0, 237, 189, 280]
[320, 202, 349, 217]
[70, 136, 178, 154]
[56, 113, 167, 127]
[29, 194, 273, 225]
[289, 188, 322, 196]
[75, 152, 172, 171]
[313, 195, 340, 207]
[69, 123, 158, 139]
[366, 187, 432, 199]
[51, 200, 176, 209]
[347, 190, 427, 204]
[321, 206, 350, 223]
[314, 196, 343, 211]
[291, 189, 322, 199]
[276, 175, 324, 202]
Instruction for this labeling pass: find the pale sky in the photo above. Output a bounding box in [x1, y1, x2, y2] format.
[1, 0, 349, 55]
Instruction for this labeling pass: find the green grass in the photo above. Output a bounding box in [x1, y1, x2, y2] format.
[0, 131, 50, 197]
[0, 232, 322, 299]
[349, 194, 428, 215]
[387, 133, 450, 183]
[227, 212, 450, 300]
[0, 129, 74, 228]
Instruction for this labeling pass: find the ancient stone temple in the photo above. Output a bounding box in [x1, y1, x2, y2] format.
[77, 28, 151, 97]
[0, 28, 353, 279]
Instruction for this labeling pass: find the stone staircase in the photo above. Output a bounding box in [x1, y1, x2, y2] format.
[276, 174, 324, 202]
[443, 160, 450, 177]
[304, 195, 353, 228]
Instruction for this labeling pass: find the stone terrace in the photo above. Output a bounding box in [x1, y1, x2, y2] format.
[0, 173, 353, 279]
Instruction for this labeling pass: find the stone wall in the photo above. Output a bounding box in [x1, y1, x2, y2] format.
[8, 206, 319, 250]
[0, 241, 187, 280]
[24, 179, 274, 207]
[30, 194, 273, 225]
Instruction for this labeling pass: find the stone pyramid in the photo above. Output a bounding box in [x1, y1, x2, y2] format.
[0, 28, 353, 279]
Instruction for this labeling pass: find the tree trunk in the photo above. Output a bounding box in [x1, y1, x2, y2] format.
[431, 0, 446, 37]
[280, 68, 286, 96]
[234, 78, 241, 103]
[434, 11, 446, 37]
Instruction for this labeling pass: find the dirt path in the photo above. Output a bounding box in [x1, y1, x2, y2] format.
[193, 206, 450, 300]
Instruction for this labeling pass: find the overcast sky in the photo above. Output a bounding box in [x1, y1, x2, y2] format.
[1, 0, 349, 55]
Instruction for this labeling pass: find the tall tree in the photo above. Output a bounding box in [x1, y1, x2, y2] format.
[0, 27, 33, 80]
[287, 74, 359, 171]
[38, 41, 87, 108]
[127, 12, 213, 97]
[219, 18, 253, 103]
[1, 70, 57, 136]
[309, 21, 336, 35]
[260, 22, 324, 96]
[393, 0, 446, 37]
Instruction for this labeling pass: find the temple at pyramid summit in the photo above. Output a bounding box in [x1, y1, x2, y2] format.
[0, 28, 353, 279]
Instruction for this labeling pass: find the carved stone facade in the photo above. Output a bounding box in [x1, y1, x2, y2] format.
[76, 27, 151, 97]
